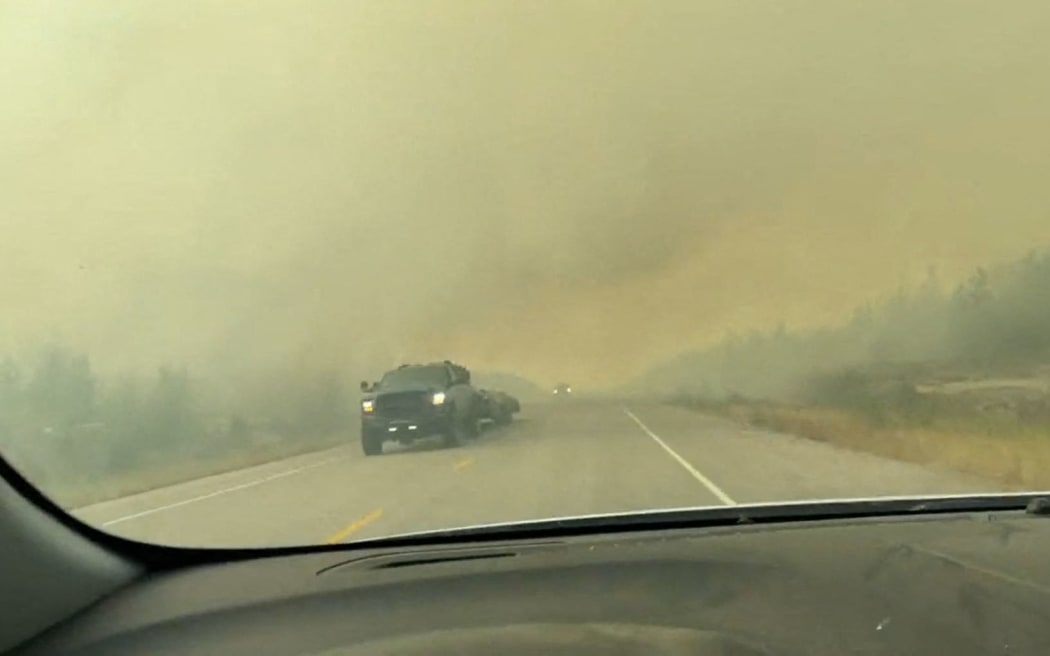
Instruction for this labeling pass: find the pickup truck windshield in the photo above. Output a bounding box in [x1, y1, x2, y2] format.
[379, 366, 451, 390]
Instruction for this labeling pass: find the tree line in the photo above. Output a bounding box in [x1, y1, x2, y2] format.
[0, 349, 353, 504]
[641, 248, 1050, 406]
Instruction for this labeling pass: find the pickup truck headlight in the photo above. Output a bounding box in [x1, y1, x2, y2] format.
[432, 392, 446, 406]
[362, 400, 375, 413]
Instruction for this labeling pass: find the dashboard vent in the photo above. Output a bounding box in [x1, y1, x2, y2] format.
[375, 551, 515, 569]
[319, 542, 559, 575]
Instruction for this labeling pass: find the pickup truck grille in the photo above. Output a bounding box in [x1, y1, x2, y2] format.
[375, 392, 430, 417]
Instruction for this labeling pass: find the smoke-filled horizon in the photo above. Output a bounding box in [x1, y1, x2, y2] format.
[4, 1, 1050, 387]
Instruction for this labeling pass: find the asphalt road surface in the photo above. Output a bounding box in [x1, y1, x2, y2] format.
[73, 400, 1005, 548]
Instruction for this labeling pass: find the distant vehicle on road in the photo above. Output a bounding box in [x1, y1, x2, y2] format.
[479, 389, 520, 426]
[359, 361, 483, 455]
[553, 383, 573, 397]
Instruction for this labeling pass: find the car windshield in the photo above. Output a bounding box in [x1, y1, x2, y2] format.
[379, 366, 450, 391]
[3, 1, 1050, 549]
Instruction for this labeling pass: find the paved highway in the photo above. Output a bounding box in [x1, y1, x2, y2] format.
[73, 400, 1004, 548]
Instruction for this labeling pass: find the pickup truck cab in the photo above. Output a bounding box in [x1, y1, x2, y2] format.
[359, 361, 482, 455]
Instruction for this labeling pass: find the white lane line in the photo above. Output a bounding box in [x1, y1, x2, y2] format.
[623, 408, 736, 506]
[97, 456, 344, 527]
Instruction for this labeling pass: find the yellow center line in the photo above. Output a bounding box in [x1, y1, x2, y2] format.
[453, 456, 475, 472]
[325, 508, 383, 544]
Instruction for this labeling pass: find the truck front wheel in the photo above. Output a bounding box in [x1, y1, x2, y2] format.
[361, 430, 384, 456]
[442, 409, 474, 448]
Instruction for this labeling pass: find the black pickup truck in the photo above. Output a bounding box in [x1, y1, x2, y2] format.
[359, 361, 484, 456]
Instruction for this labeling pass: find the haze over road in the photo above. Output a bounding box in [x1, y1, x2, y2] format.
[74, 401, 1003, 548]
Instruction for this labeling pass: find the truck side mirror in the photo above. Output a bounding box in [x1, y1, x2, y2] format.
[360, 381, 370, 392]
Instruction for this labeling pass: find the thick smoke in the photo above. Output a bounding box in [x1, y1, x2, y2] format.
[3, 1, 1050, 387]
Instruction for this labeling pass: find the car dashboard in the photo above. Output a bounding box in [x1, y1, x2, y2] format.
[13, 509, 1050, 655]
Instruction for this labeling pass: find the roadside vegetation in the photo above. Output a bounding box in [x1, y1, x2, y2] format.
[0, 350, 354, 507]
[644, 249, 1050, 489]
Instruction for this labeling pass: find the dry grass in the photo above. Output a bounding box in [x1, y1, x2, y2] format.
[712, 402, 1050, 490]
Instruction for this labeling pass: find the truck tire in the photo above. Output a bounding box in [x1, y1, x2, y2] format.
[466, 411, 481, 438]
[362, 430, 384, 456]
[442, 408, 473, 448]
